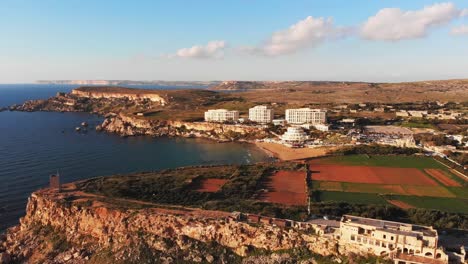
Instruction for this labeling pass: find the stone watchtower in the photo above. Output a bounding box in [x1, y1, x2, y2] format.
[49, 173, 61, 191]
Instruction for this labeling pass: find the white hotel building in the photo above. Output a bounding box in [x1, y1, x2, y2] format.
[281, 127, 309, 145]
[249, 105, 274, 124]
[204, 109, 239, 122]
[285, 108, 326, 125]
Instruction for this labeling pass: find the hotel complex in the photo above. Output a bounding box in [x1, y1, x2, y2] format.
[285, 108, 326, 125]
[249, 105, 274, 124]
[204, 109, 239, 122]
[280, 127, 309, 145]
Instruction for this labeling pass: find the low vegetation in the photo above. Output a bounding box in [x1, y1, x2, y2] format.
[76, 154, 468, 229]
[77, 163, 309, 221]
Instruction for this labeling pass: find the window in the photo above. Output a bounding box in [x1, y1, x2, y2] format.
[383, 235, 387, 239]
[351, 235, 355, 241]
[391, 236, 394, 241]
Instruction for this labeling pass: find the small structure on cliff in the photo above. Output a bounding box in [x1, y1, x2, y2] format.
[49, 173, 61, 191]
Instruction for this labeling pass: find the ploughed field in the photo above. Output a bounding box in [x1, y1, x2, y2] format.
[309, 155, 468, 213]
[260, 170, 308, 206]
[196, 178, 228, 192]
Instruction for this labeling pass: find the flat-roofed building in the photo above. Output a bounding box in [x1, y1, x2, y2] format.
[285, 108, 326, 125]
[339, 215, 449, 264]
[204, 109, 239, 122]
[249, 105, 274, 124]
[272, 119, 286, 126]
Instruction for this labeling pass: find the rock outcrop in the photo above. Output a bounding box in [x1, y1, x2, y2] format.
[71, 87, 167, 104]
[98, 113, 268, 140]
[1, 188, 338, 263]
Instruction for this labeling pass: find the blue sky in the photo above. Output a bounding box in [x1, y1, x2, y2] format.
[0, 0, 467, 83]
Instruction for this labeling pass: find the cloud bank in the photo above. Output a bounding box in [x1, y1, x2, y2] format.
[361, 2, 460, 41]
[165, 2, 467, 59]
[169, 40, 227, 59]
[245, 16, 351, 56]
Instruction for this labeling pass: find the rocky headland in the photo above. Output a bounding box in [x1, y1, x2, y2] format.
[0, 182, 379, 264]
[9, 87, 269, 141]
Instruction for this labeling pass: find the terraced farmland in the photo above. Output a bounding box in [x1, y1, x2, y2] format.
[310, 155, 468, 213]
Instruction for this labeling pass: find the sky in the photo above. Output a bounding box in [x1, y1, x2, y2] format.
[0, 0, 467, 83]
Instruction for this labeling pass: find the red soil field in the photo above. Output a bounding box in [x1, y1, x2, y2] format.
[196, 178, 228, 192]
[310, 164, 438, 186]
[262, 171, 307, 206]
[424, 169, 462, 187]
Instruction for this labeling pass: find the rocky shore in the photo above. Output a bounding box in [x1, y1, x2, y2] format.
[8, 89, 270, 142]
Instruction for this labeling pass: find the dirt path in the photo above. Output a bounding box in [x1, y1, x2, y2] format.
[387, 199, 415, 209]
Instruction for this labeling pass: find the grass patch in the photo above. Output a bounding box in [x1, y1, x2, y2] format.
[312, 191, 388, 205]
[446, 187, 468, 199]
[400, 121, 436, 129]
[316, 154, 444, 169]
[313, 181, 457, 198]
[393, 196, 468, 214]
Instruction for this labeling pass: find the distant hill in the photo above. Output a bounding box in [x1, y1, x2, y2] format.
[209, 80, 368, 90]
[37, 80, 221, 87]
[209, 79, 468, 103]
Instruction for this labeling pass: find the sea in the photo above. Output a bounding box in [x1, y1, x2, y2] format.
[0, 84, 269, 231]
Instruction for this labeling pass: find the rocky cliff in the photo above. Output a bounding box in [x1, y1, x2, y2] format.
[1, 187, 341, 263]
[98, 113, 268, 140]
[71, 87, 167, 104]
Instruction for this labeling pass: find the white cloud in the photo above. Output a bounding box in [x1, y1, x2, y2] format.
[361, 2, 460, 41]
[168, 40, 227, 59]
[461, 8, 468, 17]
[451, 25, 468, 35]
[245, 16, 351, 56]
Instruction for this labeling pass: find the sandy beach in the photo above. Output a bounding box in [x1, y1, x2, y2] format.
[254, 142, 337, 161]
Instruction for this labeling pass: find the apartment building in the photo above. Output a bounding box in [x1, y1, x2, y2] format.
[249, 105, 274, 124]
[204, 109, 239, 122]
[285, 108, 326, 125]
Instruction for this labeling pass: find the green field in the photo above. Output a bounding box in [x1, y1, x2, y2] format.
[391, 196, 468, 214]
[400, 122, 436, 129]
[446, 187, 468, 199]
[313, 191, 388, 205]
[312, 181, 457, 198]
[310, 155, 468, 214]
[315, 154, 445, 169]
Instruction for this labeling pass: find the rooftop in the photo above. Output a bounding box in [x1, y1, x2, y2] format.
[393, 252, 446, 264]
[342, 215, 437, 237]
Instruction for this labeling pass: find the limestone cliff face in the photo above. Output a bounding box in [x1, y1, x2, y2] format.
[71, 89, 166, 104]
[1, 190, 338, 263]
[98, 113, 268, 140]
